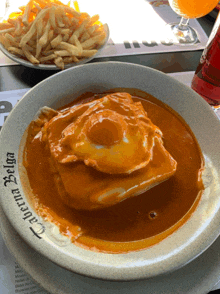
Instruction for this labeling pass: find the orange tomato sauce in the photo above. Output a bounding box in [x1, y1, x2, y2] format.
[21, 89, 204, 253]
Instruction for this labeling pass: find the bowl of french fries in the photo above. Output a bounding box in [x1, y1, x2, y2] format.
[0, 0, 109, 70]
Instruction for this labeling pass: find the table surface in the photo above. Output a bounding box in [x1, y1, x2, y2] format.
[0, 14, 219, 294]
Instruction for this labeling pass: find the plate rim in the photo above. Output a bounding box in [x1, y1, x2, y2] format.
[1, 200, 220, 294]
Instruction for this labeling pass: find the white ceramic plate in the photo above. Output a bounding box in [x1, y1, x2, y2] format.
[0, 24, 109, 70]
[0, 62, 220, 281]
[1, 202, 220, 294]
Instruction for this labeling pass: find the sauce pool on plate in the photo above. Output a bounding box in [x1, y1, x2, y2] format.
[19, 89, 204, 253]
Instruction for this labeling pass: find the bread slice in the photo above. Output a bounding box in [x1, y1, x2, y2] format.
[53, 135, 177, 210]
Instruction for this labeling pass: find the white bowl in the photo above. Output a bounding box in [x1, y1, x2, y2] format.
[0, 62, 220, 281]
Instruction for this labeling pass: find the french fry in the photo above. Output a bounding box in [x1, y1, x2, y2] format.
[0, 35, 11, 49]
[57, 28, 71, 35]
[8, 18, 19, 26]
[36, 43, 42, 58]
[70, 34, 82, 54]
[87, 25, 98, 35]
[36, 22, 52, 58]
[88, 14, 99, 25]
[22, 25, 30, 33]
[0, 0, 107, 69]
[81, 34, 105, 49]
[80, 31, 90, 43]
[81, 49, 97, 57]
[22, 0, 33, 26]
[62, 15, 71, 27]
[39, 53, 56, 62]
[98, 34, 107, 47]
[33, 1, 42, 12]
[48, 29, 54, 41]
[70, 17, 79, 28]
[63, 6, 81, 18]
[69, 18, 89, 41]
[5, 33, 19, 47]
[63, 56, 73, 63]
[19, 5, 26, 13]
[55, 7, 66, 28]
[22, 45, 40, 64]
[72, 55, 79, 63]
[19, 23, 36, 47]
[51, 34, 62, 47]
[49, 6, 56, 29]
[54, 49, 71, 57]
[54, 56, 64, 70]
[32, 6, 50, 23]
[34, 0, 47, 7]
[0, 27, 15, 35]
[8, 46, 25, 57]
[14, 17, 23, 36]
[0, 23, 13, 30]
[57, 41, 79, 55]
[73, 0, 80, 12]
[39, 20, 51, 47]
[36, 17, 43, 37]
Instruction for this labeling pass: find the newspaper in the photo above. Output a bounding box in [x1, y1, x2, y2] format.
[0, 89, 28, 131]
[0, 73, 220, 293]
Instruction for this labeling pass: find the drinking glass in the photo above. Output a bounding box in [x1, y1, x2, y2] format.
[191, 11, 220, 110]
[168, 0, 219, 45]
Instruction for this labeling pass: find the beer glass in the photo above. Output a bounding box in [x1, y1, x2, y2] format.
[168, 0, 219, 45]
